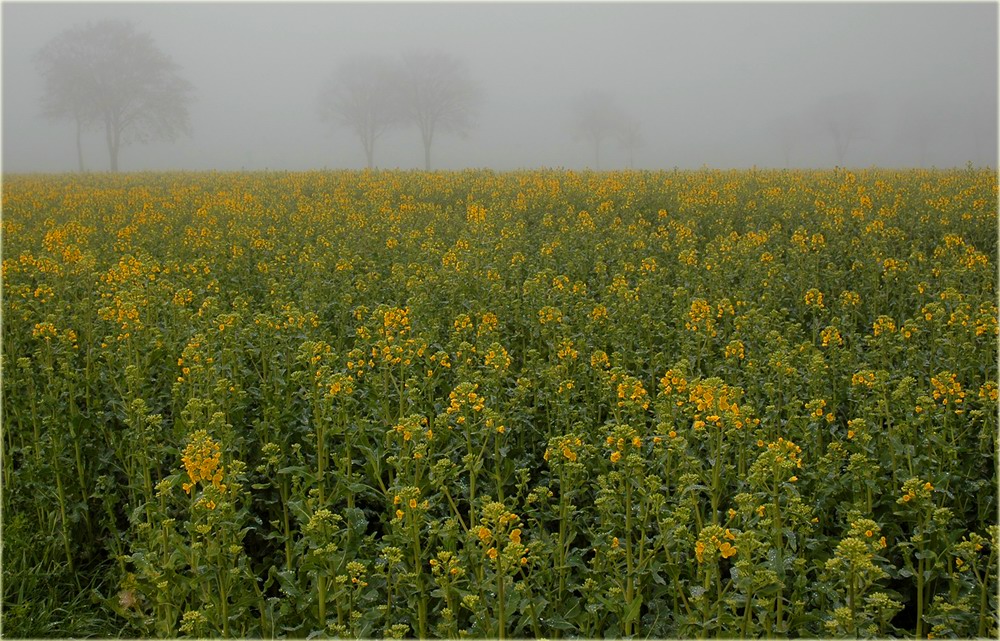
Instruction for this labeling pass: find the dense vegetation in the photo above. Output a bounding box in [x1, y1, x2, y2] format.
[2, 168, 997, 638]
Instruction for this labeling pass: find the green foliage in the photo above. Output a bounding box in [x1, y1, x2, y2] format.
[2, 168, 997, 637]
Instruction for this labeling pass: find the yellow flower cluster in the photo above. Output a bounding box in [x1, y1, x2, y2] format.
[537, 305, 563, 325]
[32, 322, 58, 340]
[803, 288, 824, 309]
[478, 311, 499, 335]
[379, 306, 411, 342]
[556, 339, 579, 361]
[839, 290, 861, 307]
[466, 202, 487, 225]
[483, 343, 511, 371]
[686, 380, 753, 430]
[446, 382, 485, 424]
[851, 370, 877, 388]
[724, 339, 745, 361]
[326, 372, 355, 398]
[695, 526, 737, 563]
[544, 434, 584, 464]
[392, 487, 428, 522]
[806, 398, 834, 423]
[453, 313, 473, 334]
[181, 430, 225, 495]
[605, 428, 642, 464]
[821, 326, 843, 347]
[872, 315, 897, 337]
[659, 368, 688, 397]
[612, 372, 650, 411]
[898, 477, 934, 505]
[685, 298, 717, 336]
[930, 371, 965, 408]
[477, 503, 524, 563]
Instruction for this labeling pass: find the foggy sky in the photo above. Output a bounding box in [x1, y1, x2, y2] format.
[2, 1, 997, 172]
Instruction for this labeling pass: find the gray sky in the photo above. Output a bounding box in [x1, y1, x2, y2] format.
[2, 1, 997, 172]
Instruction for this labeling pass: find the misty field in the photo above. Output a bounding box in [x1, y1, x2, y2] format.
[2, 168, 997, 638]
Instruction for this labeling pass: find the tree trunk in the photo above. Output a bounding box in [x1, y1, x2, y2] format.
[835, 136, 849, 167]
[109, 140, 119, 172]
[105, 116, 119, 173]
[422, 126, 433, 171]
[364, 123, 375, 169]
[75, 115, 85, 173]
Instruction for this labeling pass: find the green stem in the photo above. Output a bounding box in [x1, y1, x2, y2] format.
[916, 552, 924, 639]
[497, 554, 506, 640]
[318, 575, 327, 631]
[773, 475, 784, 632]
[742, 589, 754, 637]
[558, 470, 568, 602]
[848, 566, 857, 636]
[281, 480, 292, 571]
[441, 485, 468, 533]
[411, 517, 427, 637]
[52, 450, 75, 576]
[624, 480, 635, 636]
[978, 542, 996, 637]
[219, 571, 230, 637]
[494, 431, 504, 502]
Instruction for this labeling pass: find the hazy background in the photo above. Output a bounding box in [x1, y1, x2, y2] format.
[3, 1, 997, 172]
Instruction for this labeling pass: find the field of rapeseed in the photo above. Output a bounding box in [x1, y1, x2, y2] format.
[2, 168, 997, 638]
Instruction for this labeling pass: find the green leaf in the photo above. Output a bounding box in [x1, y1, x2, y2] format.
[623, 593, 643, 625]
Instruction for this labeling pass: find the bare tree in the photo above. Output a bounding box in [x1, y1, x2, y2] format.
[893, 102, 948, 168]
[572, 90, 626, 170]
[319, 55, 402, 169]
[768, 113, 807, 168]
[399, 51, 481, 170]
[812, 91, 876, 166]
[35, 20, 193, 172]
[618, 116, 643, 169]
[35, 27, 98, 172]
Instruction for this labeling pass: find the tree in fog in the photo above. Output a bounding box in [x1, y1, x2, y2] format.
[35, 27, 96, 172]
[893, 103, 948, 168]
[572, 90, 627, 170]
[399, 51, 481, 170]
[319, 55, 402, 169]
[768, 113, 806, 168]
[35, 20, 192, 172]
[812, 91, 875, 166]
[618, 116, 643, 169]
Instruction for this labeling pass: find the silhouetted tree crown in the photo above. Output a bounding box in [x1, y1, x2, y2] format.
[35, 20, 193, 172]
[319, 55, 403, 169]
[399, 50, 481, 170]
[572, 90, 630, 171]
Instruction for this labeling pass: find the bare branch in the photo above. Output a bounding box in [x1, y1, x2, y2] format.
[35, 20, 193, 171]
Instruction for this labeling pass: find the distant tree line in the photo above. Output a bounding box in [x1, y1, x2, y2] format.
[44, 19, 972, 172]
[318, 57, 647, 171]
[318, 52, 481, 171]
[570, 89, 643, 171]
[36, 19, 651, 173]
